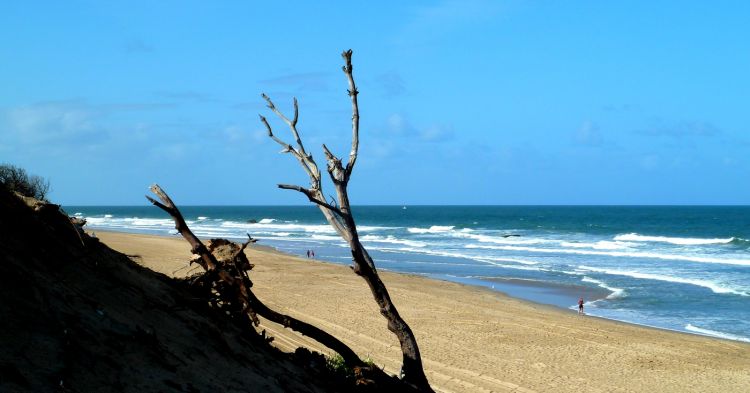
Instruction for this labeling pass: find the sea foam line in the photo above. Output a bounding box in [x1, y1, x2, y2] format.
[614, 233, 734, 245]
[581, 276, 626, 299]
[465, 244, 750, 266]
[407, 225, 455, 234]
[578, 266, 750, 297]
[685, 324, 750, 343]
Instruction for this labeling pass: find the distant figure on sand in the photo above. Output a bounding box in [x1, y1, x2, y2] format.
[578, 297, 585, 315]
[306, 250, 310, 258]
[311, 250, 315, 258]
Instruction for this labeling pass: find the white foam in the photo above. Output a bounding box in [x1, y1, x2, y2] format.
[357, 225, 400, 232]
[220, 220, 336, 234]
[197, 216, 209, 220]
[614, 233, 734, 245]
[581, 276, 627, 299]
[407, 225, 454, 234]
[453, 232, 548, 245]
[104, 214, 113, 218]
[685, 324, 750, 343]
[310, 234, 342, 241]
[368, 246, 543, 270]
[131, 218, 173, 226]
[74, 212, 83, 216]
[578, 266, 750, 297]
[464, 244, 750, 267]
[561, 241, 633, 250]
[360, 234, 427, 248]
[258, 218, 276, 224]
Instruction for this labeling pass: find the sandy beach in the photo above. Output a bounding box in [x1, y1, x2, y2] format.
[97, 231, 750, 393]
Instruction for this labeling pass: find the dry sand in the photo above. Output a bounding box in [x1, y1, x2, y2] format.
[97, 231, 750, 393]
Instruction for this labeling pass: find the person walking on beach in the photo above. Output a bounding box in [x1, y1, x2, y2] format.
[306, 250, 310, 258]
[311, 250, 315, 258]
[578, 297, 585, 315]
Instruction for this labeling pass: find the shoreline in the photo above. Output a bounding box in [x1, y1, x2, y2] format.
[95, 229, 722, 342]
[93, 229, 750, 392]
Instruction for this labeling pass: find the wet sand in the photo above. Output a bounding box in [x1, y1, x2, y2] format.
[97, 231, 750, 393]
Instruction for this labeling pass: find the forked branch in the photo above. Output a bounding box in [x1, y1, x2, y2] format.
[146, 184, 364, 369]
[146, 185, 217, 271]
[341, 49, 360, 181]
[260, 50, 433, 392]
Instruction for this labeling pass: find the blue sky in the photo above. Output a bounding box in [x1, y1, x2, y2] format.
[1, 1, 748, 205]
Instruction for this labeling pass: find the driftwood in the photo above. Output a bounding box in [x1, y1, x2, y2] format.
[146, 184, 366, 370]
[260, 50, 433, 392]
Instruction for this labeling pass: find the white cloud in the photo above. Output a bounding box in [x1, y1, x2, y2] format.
[5, 101, 97, 144]
[575, 120, 603, 146]
[637, 120, 722, 137]
[420, 124, 454, 142]
[383, 113, 454, 142]
[376, 71, 406, 97]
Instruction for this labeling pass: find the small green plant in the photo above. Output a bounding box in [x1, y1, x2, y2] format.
[325, 353, 352, 378]
[325, 353, 383, 379]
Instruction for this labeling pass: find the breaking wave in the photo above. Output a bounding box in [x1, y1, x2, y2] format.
[685, 324, 750, 343]
[578, 266, 749, 297]
[614, 233, 734, 245]
[581, 276, 626, 299]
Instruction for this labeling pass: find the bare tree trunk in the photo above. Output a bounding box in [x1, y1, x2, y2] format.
[146, 184, 365, 369]
[260, 50, 433, 392]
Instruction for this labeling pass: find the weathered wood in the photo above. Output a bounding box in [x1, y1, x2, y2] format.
[260, 50, 433, 392]
[146, 184, 364, 369]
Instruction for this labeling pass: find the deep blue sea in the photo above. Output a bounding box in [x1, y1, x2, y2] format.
[65, 205, 750, 343]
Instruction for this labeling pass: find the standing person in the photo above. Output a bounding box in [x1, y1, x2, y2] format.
[306, 250, 310, 258]
[578, 297, 585, 315]
[311, 250, 315, 258]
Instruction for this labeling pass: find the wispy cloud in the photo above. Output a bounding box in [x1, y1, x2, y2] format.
[157, 91, 221, 103]
[363, 113, 457, 162]
[574, 120, 603, 146]
[637, 120, 722, 137]
[259, 72, 330, 92]
[2, 100, 101, 145]
[123, 38, 154, 54]
[601, 104, 637, 112]
[376, 71, 406, 97]
[0, 99, 175, 149]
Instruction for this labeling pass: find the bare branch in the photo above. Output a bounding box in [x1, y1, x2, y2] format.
[261, 51, 433, 391]
[147, 186, 364, 369]
[341, 49, 360, 180]
[322, 144, 345, 184]
[260, 114, 319, 183]
[262, 94, 310, 160]
[278, 184, 344, 216]
[146, 185, 217, 271]
[260, 96, 321, 188]
[292, 97, 299, 127]
[232, 234, 257, 261]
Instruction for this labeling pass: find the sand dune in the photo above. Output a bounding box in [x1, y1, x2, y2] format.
[98, 231, 750, 393]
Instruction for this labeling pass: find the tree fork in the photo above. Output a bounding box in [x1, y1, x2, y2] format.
[260, 50, 433, 392]
[146, 184, 365, 369]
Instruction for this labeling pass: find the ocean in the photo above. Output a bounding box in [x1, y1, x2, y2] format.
[65, 205, 750, 343]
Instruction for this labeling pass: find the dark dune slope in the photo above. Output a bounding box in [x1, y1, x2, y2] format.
[0, 188, 341, 393]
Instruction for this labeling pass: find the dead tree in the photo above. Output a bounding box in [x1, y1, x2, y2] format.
[260, 50, 433, 392]
[146, 184, 365, 369]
